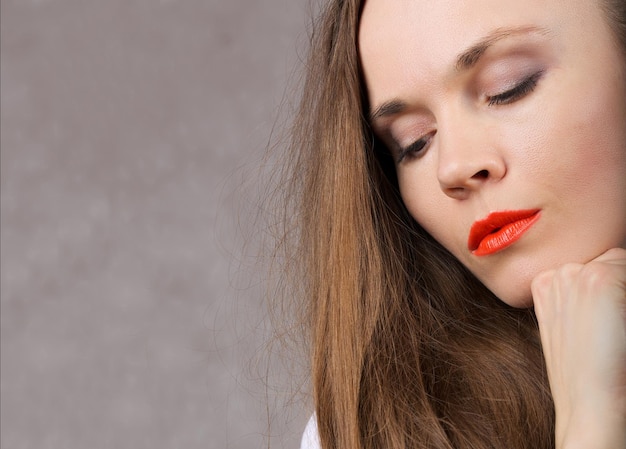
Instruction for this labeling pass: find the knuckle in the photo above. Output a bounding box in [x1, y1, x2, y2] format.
[531, 270, 554, 298]
[554, 262, 582, 280]
[578, 263, 603, 286]
[532, 270, 551, 287]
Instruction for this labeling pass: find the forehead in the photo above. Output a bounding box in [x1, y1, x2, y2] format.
[358, 0, 605, 107]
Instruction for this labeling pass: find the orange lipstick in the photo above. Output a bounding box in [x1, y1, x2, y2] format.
[468, 210, 541, 256]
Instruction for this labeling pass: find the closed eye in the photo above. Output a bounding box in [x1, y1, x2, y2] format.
[487, 70, 544, 106]
[396, 132, 435, 163]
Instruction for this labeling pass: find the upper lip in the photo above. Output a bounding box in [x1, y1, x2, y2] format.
[468, 209, 540, 252]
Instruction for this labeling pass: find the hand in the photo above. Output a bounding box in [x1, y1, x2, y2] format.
[532, 248, 626, 449]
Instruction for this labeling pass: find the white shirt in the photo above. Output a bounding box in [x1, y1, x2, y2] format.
[300, 414, 321, 449]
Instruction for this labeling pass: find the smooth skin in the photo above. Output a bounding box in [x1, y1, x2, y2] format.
[359, 0, 626, 446]
[360, 0, 626, 307]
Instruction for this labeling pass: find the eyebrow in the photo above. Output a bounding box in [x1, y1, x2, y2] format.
[368, 25, 550, 123]
[455, 25, 549, 71]
[369, 99, 407, 123]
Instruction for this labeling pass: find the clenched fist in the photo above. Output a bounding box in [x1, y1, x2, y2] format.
[532, 248, 626, 449]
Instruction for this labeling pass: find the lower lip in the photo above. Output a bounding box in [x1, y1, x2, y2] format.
[472, 212, 541, 256]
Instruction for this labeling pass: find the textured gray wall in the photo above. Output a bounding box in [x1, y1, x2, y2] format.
[1, 1, 310, 448]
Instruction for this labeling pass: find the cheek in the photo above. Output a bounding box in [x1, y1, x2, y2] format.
[531, 73, 626, 203]
[397, 164, 462, 248]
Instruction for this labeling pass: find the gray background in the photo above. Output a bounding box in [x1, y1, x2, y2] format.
[1, 1, 311, 448]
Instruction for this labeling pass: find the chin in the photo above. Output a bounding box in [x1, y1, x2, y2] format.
[479, 236, 626, 309]
[481, 276, 535, 308]
[493, 287, 535, 309]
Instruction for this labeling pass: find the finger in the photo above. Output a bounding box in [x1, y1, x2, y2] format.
[590, 247, 626, 264]
[531, 269, 555, 306]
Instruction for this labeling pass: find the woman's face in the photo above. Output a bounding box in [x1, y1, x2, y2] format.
[360, 0, 626, 307]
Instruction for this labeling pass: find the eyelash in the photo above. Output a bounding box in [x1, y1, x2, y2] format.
[395, 70, 545, 163]
[487, 70, 544, 106]
[396, 133, 434, 163]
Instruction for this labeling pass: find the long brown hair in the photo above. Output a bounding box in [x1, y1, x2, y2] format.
[274, 1, 626, 448]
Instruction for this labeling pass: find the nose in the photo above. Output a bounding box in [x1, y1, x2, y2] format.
[436, 125, 506, 200]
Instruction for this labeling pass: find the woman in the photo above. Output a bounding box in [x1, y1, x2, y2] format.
[278, 0, 626, 447]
